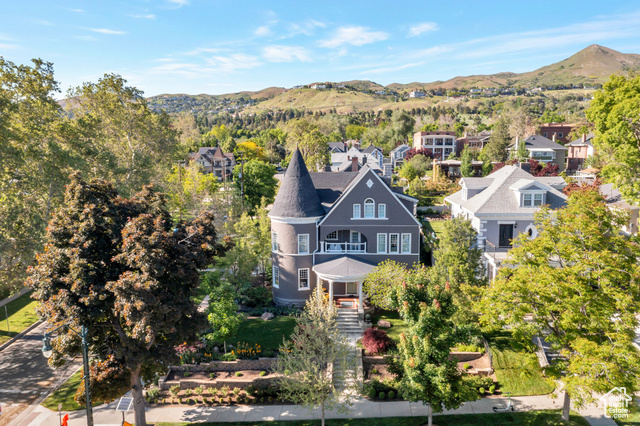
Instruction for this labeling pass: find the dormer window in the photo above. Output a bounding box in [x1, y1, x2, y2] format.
[523, 192, 544, 207]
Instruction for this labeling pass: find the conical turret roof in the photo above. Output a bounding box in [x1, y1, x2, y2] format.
[270, 149, 325, 218]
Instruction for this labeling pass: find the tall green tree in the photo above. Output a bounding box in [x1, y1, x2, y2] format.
[393, 268, 475, 426]
[285, 119, 329, 171]
[166, 162, 220, 220]
[460, 145, 473, 177]
[28, 173, 223, 426]
[275, 286, 352, 426]
[483, 118, 510, 162]
[233, 198, 272, 282]
[398, 154, 431, 181]
[481, 189, 640, 421]
[363, 260, 408, 310]
[206, 283, 242, 353]
[586, 74, 640, 203]
[345, 124, 367, 140]
[67, 74, 178, 196]
[431, 217, 486, 324]
[233, 160, 277, 213]
[0, 58, 79, 296]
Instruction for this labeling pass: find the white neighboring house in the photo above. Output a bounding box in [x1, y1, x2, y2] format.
[445, 165, 567, 281]
[600, 183, 639, 236]
[409, 91, 426, 98]
[413, 131, 457, 161]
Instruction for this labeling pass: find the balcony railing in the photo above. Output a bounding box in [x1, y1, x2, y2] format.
[320, 241, 366, 253]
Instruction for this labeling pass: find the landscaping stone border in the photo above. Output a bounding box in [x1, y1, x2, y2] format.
[173, 358, 277, 372]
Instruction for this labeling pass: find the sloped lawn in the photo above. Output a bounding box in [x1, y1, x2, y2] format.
[0, 291, 39, 345]
[233, 316, 296, 355]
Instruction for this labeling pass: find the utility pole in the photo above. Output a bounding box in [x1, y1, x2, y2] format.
[177, 160, 185, 221]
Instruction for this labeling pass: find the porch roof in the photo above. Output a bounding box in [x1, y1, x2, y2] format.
[313, 256, 376, 281]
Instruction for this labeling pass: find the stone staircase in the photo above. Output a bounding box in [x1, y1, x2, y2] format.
[336, 308, 364, 339]
[333, 309, 364, 394]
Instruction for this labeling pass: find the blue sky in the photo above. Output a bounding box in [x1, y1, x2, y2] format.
[3, 1, 640, 97]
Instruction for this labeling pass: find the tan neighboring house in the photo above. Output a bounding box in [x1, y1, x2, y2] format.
[413, 131, 457, 161]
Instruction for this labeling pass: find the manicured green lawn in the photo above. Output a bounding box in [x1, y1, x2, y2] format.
[233, 316, 297, 354]
[614, 404, 640, 425]
[486, 330, 555, 396]
[371, 310, 409, 345]
[156, 409, 589, 425]
[192, 284, 209, 306]
[424, 219, 450, 239]
[42, 368, 122, 411]
[0, 291, 40, 345]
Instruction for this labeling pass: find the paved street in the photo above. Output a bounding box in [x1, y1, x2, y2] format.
[0, 322, 79, 425]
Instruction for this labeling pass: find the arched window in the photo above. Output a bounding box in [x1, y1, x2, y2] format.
[364, 198, 375, 218]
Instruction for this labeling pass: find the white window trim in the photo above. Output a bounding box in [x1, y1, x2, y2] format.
[352, 203, 361, 219]
[378, 203, 386, 218]
[271, 231, 278, 252]
[364, 198, 375, 218]
[401, 233, 411, 254]
[298, 268, 310, 291]
[521, 191, 546, 207]
[350, 231, 361, 243]
[389, 233, 399, 254]
[377, 233, 387, 254]
[272, 265, 279, 288]
[298, 234, 309, 255]
[326, 231, 338, 240]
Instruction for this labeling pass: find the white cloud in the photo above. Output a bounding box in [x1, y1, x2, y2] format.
[168, 0, 188, 7]
[130, 14, 156, 19]
[416, 45, 451, 57]
[410, 22, 438, 37]
[263, 45, 311, 62]
[0, 43, 18, 50]
[68, 8, 83, 12]
[287, 19, 325, 37]
[184, 47, 232, 55]
[206, 53, 261, 72]
[255, 25, 271, 36]
[319, 26, 388, 48]
[89, 28, 126, 35]
[361, 61, 425, 75]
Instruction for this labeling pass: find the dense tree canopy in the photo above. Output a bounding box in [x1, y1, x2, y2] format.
[285, 119, 329, 171]
[233, 159, 277, 213]
[586, 74, 640, 203]
[28, 173, 223, 426]
[481, 189, 640, 420]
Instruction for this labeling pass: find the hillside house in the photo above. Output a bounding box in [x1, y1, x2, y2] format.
[189, 147, 235, 181]
[445, 165, 567, 281]
[508, 135, 568, 171]
[413, 131, 457, 161]
[566, 133, 595, 171]
[540, 123, 574, 144]
[269, 149, 421, 312]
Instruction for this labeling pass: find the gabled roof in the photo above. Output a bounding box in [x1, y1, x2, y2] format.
[362, 144, 383, 154]
[445, 165, 567, 215]
[510, 135, 568, 151]
[566, 133, 595, 147]
[310, 172, 359, 210]
[269, 149, 325, 218]
[328, 141, 346, 152]
[390, 144, 410, 154]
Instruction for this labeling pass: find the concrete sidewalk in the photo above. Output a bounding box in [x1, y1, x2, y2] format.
[18, 393, 617, 425]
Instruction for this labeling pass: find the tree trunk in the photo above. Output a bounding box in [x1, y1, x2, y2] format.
[131, 366, 147, 426]
[321, 401, 325, 426]
[428, 403, 433, 426]
[562, 390, 570, 421]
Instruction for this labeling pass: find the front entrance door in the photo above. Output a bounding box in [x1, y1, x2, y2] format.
[499, 224, 514, 248]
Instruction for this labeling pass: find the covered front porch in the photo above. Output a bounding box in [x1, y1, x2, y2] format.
[312, 256, 375, 314]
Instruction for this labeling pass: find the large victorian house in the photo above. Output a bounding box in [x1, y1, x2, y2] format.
[269, 149, 421, 312]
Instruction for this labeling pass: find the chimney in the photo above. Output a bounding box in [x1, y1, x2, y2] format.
[552, 133, 557, 142]
[582, 133, 586, 143]
[352, 156, 358, 171]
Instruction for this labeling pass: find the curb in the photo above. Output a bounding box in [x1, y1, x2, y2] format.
[0, 320, 43, 352]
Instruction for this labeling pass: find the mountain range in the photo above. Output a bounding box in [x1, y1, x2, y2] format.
[147, 45, 640, 114]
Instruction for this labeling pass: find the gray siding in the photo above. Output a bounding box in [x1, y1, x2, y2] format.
[482, 219, 534, 248]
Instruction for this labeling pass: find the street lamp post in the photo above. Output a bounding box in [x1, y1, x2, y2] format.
[42, 325, 94, 426]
